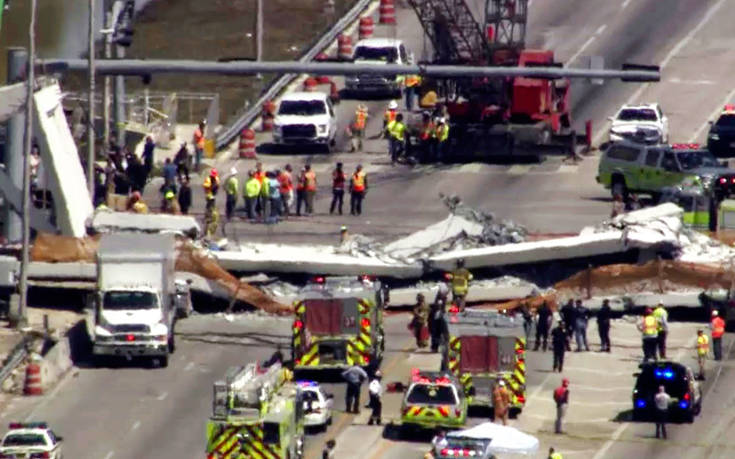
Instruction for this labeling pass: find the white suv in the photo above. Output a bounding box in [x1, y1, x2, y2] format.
[608, 103, 669, 144]
[345, 38, 413, 97]
[273, 92, 337, 151]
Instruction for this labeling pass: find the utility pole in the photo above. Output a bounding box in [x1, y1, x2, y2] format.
[103, 0, 112, 150]
[112, 0, 126, 149]
[19, 0, 38, 329]
[4, 48, 27, 243]
[87, 0, 96, 197]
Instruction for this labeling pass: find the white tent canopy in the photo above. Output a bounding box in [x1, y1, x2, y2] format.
[447, 423, 539, 456]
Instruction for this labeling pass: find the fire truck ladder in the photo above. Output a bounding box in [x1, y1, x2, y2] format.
[406, 0, 490, 64]
[485, 0, 528, 63]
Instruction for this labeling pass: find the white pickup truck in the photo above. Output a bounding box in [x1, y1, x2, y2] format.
[345, 38, 413, 98]
[273, 92, 338, 152]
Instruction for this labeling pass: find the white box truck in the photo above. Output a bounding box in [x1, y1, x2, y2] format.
[88, 233, 187, 367]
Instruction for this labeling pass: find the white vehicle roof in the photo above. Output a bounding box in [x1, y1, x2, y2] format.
[619, 103, 659, 110]
[355, 38, 403, 48]
[1, 428, 53, 448]
[280, 92, 329, 102]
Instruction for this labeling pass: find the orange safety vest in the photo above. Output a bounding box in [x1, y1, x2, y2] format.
[352, 172, 366, 192]
[697, 335, 709, 355]
[304, 171, 317, 191]
[420, 122, 435, 140]
[354, 111, 367, 130]
[642, 315, 658, 337]
[405, 75, 421, 88]
[384, 109, 396, 123]
[193, 127, 205, 149]
[712, 316, 725, 338]
[296, 172, 306, 191]
[254, 170, 265, 183]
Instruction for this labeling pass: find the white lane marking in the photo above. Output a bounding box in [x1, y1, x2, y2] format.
[508, 164, 532, 175]
[667, 78, 715, 85]
[558, 164, 578, 173]
[621, 0, 632, 9]
[595, 24, 607, 35]
[593, 0, 727, 146]
[591, 335, 698, 459]
[184, 361, 195, 371]
[565, 36, 596, 68]
[104, 451, 115, 459]
[560, 366, 630, 376]
[157, 391, 168, 401]
[526, 372, 554, 402]
[131, 420, 141, 432]
[689, 87, 735, 142]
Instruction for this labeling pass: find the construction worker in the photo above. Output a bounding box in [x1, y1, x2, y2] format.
[654, 385, 671, 439]
[127, 191, 148, 214]
[710, 310, 725, 361]
[296, 166, 307, 216]
[638, 308, 659, 362]
[162, 190, 181, 215]
[258, 169, 271, 221]
[368, 370, 383, 425]
[434, 117, 450, 162]
[224, 167, 239, 221]
[548, 447, 563, 459]
[553, 378, 570, 434]
[243, 170, 261, 220]
[349, 164, 367, 216]
[192, 120, 206, 172]
[411, 293, 430, 348]
[382, 100, 398, 135]
[535, 301, 553, 351]
[304, 164, 317, 215]
[350, 104, 368, 152]
[597, 299, 612, 352]
[447, 258, 473, 310]
[254, 161, 266, 217]
[204, 198, 219, 238]
[696, 329, 709, 380]
[278, 165, 294, 217]
[388, 113, 407, 165]
[404, 74, 421, 111]
[492, 380, 510, 425]
[203, 168, 220, 202]
[330, 162, 346, 215]
[266, 171, 281, 223]
[551, 321, 567, 372]
[419, 112, 436, 163]
[653, 302, 669, 359]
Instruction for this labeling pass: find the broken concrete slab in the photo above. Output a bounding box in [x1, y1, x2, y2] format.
[89, 210, 200, 236]
[387, 277, 542, 308]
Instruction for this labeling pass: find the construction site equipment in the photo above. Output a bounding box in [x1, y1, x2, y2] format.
[292, 276, 385, 369]
[400, 368, 468, 430]
[206, 362, 305, 459]
[443, 309, 527, 413]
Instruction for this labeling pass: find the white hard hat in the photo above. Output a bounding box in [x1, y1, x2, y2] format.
[438, 283, 449, 295]
[712, 310, 719, 316]
[438, 117, 446, 124]
[389, 100, 398, 110]
[498, 380, 505, 386]
[230, 167, 238, 175]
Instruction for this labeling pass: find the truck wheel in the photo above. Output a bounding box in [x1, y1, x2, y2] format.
[158, 355, 169, 368]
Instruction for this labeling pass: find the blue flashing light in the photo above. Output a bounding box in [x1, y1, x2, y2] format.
[296, 380, 318, 388]
[635, 399, 646, 408]
[663, 370, 674, 379]
[654, 369, 663, 378]
[679, 400, 689, 409]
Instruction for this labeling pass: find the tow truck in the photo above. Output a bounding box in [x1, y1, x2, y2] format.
[442, 309, 527, 415]
[292, 276, 386, 370]
[399, 368, 468, 431]
[206, 362, 305, 459]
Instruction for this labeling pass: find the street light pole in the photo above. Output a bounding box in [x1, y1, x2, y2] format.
[87, 0, 96, 197]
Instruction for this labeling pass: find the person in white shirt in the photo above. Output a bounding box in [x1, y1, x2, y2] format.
[654, 385, 671, 439]
[368, 371, 383, 425]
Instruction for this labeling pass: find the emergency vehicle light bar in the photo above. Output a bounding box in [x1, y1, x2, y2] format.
[671, 143, 700, 149]
[8, 422, 47, 429]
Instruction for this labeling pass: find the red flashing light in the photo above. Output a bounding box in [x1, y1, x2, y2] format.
[440, 449, 449, 457]
[8, 423, 22, 429]
[731, 177, 735, 184]
[313, 276, 325, 284]
[295, 358, 301, 365]
[30, 453, 50, 459]
[725, 104, 735, 111]
[435, 376, 451, 385]
[438, 405, 449, 417]
[517, 394, 526, 404]
[444, 273, 452, 281]
[515, 348, 524, 355]
[294, 320, 303, 330]
[449, 305, 459, 314]
[363, 355, 370, 364]
[684, 392, 690, 401]
[359, 275, 375, 282]
[720, 177, 727, 184]
[361, 318, 370, 328]
[125, 334, 135, 342]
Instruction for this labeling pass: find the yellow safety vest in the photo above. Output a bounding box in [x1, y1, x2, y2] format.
[390, 121, 406, 141]
[550, 453, 563, 459]
[132, 201, 148, 214]
[697, 335, 709, 356]
[449, 268, 472, 296]
[244, 178, 261, 198]
[436, 124, 449, 142]
[352, 172, 366, 192]
[653, 307, 667, 332]
[642, 315, 658, 337]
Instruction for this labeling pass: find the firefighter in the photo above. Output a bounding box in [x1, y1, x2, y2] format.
[710, 310, 725, 361]
[127, 191, 148, 214]
[653, 302, 669, 359]
[204, 198, 219, 238]
[419, 112, 436, 163]
[350, 104, 368, 152]
[638, 308, 659, 362]
[447, 259, 473, 311]
[411, 293, 430, 348]
[404, 74, 421, 111]
[696, 329, 709, 380]
[434, 117, 450, 162]
[193, 120, 206, 172]
[382, 100, 398, 136]
[535, 301, 553, 352]
[492, 380, 511, 426]
[368, 370, 383, 425]
[243, 170, 261, 220]
[548, 448, 563, 459]
[203, 168, 220, 202]
[388, 113, 406, 165]
[429, 290, 447, 353]
[162, 190, 181, 215]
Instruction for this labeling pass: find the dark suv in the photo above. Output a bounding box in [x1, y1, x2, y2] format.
[707, 107, 735, 157]
[632, 361, 702, 423]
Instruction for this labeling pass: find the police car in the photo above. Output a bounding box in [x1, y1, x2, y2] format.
[632, 361, 702, 423]
[297, 381, 333, 430]
[0, 422, 63, 459]
[707, 105, 735, 157]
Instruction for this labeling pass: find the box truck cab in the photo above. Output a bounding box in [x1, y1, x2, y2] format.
[88, 233, 187, 367]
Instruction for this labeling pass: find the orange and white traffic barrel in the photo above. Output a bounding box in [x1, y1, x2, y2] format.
[239, 129, 257, 159]
[24, 362, 42, 396]
[338, 34, 353, 60]
[359, 16, 374, 40]
[379, 0, 396, 24]
[261, 100, 276, 132]
[317, 75, 331, 85]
